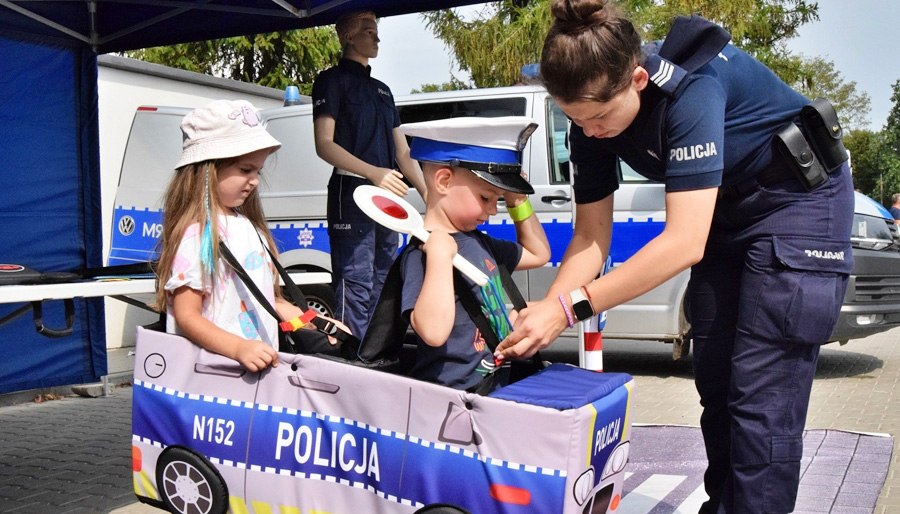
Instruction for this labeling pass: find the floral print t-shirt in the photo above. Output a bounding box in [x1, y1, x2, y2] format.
[164, 214, 278, 347]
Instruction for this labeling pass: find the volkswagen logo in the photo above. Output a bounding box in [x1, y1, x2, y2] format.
[118, 216, 135, 236]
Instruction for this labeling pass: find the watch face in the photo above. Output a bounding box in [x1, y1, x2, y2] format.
[572, 299, 594, 321]
[569, 289, 593, 321]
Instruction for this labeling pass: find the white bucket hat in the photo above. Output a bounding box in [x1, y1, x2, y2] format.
[175, 99, 282, 169]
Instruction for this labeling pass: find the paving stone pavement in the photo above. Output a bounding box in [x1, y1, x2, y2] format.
[0, 326, 897, 513]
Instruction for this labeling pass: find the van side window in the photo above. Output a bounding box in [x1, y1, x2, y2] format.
[619, 159, 653, 183]
[546, 99, 569, 185]
[397, 97, 527, 124]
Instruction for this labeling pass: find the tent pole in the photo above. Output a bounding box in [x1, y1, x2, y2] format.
[88, 1, 98, 52]
[0, 0, 90, 44]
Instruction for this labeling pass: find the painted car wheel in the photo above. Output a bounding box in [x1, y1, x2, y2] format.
[156, 447, 228, 514]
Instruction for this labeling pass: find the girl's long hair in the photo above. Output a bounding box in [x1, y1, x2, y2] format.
[540, 0, 642, 104]
[154, 157, 280, 312]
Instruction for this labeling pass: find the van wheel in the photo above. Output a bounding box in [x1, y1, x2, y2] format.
[156, 447, 227, 514]
[299, 283, 335, 318]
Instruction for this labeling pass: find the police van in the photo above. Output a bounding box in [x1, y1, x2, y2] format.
[110, 85, 900, 355]
[111, 85, 686, 352]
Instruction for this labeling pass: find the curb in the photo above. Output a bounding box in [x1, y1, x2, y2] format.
[0, 370, 133, 408]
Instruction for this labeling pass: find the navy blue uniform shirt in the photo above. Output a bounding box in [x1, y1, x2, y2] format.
[570, 42, 809, 204]
[312, 58, 401, 169]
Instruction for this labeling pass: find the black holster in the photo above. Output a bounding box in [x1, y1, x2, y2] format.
[774, 98, 849, 191]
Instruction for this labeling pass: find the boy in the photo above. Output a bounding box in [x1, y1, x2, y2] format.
[397, 117, 551, 390]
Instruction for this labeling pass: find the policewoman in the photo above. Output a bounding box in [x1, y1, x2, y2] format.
[312, 10, 425, 340]
[495, 1, 854, 512]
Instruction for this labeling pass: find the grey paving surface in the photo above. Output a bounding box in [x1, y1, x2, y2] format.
[0, 325, 897, 513]
[591, 328, 900, 514]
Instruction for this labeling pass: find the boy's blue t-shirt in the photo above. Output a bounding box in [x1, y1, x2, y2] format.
[400, 231, 522, 390]
[570, 42, 810, 204]
[890, 206, 900, 221]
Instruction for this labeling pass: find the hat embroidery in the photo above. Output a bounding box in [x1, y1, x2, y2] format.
[516, 123, 538, 151]
[227, 106, 261, 127]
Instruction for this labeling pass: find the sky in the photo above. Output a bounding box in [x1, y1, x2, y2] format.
[373, 1, 899, 131]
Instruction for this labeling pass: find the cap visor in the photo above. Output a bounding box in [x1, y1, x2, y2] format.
[470, 169, 535, 195]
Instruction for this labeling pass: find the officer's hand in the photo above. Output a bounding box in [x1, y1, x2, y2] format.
[495, 296, 568, 361]
[372, 168, 410, 197]
[235, 339, 279, 372]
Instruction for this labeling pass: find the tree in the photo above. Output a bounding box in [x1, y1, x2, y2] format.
[422, 1, 552, 89]
[790, 55, 870, 132]
[845, 80, 900, 204]
[422, 0, 822, 90]
[844, 128, 883, 198]
[876, 80, 900, 205]
[125, 28, 341, 95]
[410, 77, 474, 94]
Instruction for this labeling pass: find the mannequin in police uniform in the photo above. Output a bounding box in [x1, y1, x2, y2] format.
[495, 1, 854, 512]
[312, 10, 425, 340]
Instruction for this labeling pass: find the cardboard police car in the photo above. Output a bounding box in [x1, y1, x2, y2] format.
[130, 327, 634, 513]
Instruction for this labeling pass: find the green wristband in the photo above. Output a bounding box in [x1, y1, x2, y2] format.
[507, 198, 534, 222]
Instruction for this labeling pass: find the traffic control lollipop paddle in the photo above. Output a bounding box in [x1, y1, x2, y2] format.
[352, 185, 489, 287]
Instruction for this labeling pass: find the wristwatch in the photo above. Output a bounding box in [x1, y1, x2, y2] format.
[569, 288, 594, 322]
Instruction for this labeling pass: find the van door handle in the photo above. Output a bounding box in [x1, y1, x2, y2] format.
[541, 194, 571, 203]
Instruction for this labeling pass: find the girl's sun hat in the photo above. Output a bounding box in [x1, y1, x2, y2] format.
[175, 99, 282, 169]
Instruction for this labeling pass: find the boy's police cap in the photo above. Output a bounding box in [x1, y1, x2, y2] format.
[399, 116, 538, 194]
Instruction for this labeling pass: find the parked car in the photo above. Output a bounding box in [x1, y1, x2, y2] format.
[831, 192, 900, 342]
[109, 86, 900, 357]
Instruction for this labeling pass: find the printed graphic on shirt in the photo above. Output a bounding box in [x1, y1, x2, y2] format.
[243, 250, 265, 271]
[475, 355, 497, 378]
[473, 328, 485, 353]
[238, 300, 260, 339]
[479, 271, 513, 341]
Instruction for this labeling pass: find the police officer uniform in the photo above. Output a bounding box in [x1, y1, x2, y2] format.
[569, 16, 854, 513]
[312, 58, 403, 339]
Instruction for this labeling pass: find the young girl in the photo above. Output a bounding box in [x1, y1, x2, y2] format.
[154, 99, 344, 372]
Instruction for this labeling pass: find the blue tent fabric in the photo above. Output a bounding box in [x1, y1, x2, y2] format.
[0, 1, 482, 394]
[0, 33, 105, 394]
[0, 1, 486, 54]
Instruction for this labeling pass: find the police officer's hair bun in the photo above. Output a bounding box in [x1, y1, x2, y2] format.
[541, 0, 641, 104]
[550, 0, 611, 31]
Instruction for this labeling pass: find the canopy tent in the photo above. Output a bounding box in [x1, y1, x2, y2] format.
[0, 0, 483, 394]
[0, 0, 484, 53]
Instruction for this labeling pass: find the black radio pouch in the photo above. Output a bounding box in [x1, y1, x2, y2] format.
[800, 97, 850, 171]
[775, 98, 850, 191]
[774, 122, 828, 191]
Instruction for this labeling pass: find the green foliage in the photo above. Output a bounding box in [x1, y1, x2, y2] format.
[422, 1, 552, 89]
[125, 28, 341, 96]
[618, 0, 818, 78]
[789, 55, 870, 132]
[845, 80, 900, 205]
[875, 81, 900, 205]
[410, 77, 474, 94]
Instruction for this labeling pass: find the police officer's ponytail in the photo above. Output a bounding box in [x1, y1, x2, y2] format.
[541, 0, 641, 104]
